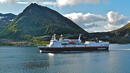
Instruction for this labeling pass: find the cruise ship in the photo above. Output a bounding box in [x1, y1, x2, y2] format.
[38, 34, 109, 53]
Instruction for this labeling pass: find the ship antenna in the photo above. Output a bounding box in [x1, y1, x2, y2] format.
[51, 34, 53, 40]
[78, 34, 81, 43]
[53, 34, 57, 41]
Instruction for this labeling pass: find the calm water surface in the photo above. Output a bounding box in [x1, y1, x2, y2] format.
[0, 44, 130, 73]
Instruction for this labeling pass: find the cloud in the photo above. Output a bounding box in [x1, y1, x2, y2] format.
[56, 0, 100, 6]
[107, 11, 128, 25]
[8, 0, 16, 4]
[64, 12, 107, 24]
[0, 0, 103, 7]
[64, 11, 129, 32]
[16, 1, 57, 5]
[104, 11, 128, 31]
[64, 12, 107, 32]
[0, 0, 16, 4]
[0, 0, 6, 3]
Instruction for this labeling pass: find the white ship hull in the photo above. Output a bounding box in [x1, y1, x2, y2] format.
[38, 34, 109, 53]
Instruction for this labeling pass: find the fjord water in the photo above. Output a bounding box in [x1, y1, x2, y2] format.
[0, 44, 130, 73]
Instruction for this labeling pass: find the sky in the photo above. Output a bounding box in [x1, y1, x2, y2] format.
[0, 0, 130, 32]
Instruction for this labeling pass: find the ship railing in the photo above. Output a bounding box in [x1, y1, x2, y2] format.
[38, 46, 49, 48]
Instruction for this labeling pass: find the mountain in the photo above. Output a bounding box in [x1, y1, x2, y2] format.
[0, 13, 16, 30]
[111, 23, 130, 37]
[89, 23, 130, 43]
[110, 23, 130, 43]
[106, 23, 130, 43]
[0, 3, 87, 41]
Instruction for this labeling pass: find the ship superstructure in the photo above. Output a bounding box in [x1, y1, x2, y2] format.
[38, 34, 109, 53]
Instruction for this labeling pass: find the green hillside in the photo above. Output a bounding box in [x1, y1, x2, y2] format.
[111, 23, 130, 37]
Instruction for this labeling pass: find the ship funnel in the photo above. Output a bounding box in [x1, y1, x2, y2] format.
[51, 34, 57, 41]
[59, 34, 63, 41]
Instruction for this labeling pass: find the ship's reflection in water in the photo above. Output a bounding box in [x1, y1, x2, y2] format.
[0, 44, 130, 73]
[23, 60, 49, 69]
[48, 53, 55, 56]
[23, 53, 55, 69]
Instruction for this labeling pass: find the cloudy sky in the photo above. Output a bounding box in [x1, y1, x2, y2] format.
[0, 0, 130, 32]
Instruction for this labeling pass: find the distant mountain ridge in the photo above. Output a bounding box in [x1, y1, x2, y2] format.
[0, 13, 16, 29]
[0, 3, 87, 40]
[89, 23, 130, 43]
[111, 23, 130, 39]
